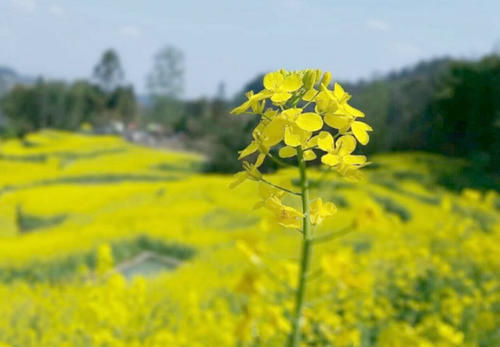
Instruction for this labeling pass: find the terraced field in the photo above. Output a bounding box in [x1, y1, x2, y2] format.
[0, 130, 499, 346]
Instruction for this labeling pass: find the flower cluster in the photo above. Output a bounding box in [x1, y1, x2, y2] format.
[230, 69, 372, 228]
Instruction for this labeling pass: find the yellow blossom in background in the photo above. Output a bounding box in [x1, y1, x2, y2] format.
[96, 243, 114, 276]
[253, 182, 285, 209]
[309, 198, 337, 225]
[264, 196, 303, 229]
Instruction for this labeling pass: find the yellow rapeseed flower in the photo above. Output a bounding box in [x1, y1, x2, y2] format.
[309, 198, 337, 225]
[263, 71, 303, 103]
[264, 196, 303, 229]
[319, 134, 367, 176]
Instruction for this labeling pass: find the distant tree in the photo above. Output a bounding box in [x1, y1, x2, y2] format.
[0, 76, 8, 97]
[215, 81, 226, 101]
[35, 78, 67, 129]
[146, 46, 185, 131]
[0, 67, 17, 97]
[108, 86, 137, 124]
[432, 55, 500, 168]
[342, 58, 451, 154]
[147, 46, 185, 98]
[67, 80, 106, 127]
[1, 80, 111, 135]
[93, 49, 124, 92]
[1, 85, 38, 135]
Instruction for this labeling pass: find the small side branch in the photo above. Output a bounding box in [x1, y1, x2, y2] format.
[260, 178, 302, 196]
[266, 152, 293, 168]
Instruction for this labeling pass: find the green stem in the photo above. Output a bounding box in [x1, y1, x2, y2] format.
[265, 152, 293, 168]
[289, 146, 312, 347]
[260, 178, 301, 196]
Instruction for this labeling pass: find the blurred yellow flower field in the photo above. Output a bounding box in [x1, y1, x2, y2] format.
[0, 130, 499, 346]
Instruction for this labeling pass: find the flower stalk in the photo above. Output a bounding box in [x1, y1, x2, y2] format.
[289, 146, 313, 347]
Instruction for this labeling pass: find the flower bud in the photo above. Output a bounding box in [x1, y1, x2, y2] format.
[252, 100, 265, 114]
[315, 69, 323, 84]
[302, 70, 316, 90]
[320, 72, 332, 87]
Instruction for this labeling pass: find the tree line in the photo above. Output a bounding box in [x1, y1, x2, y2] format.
[0, 45, 186, 136]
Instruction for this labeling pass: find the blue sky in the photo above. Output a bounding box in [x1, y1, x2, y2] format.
[0, 0, 499, 98]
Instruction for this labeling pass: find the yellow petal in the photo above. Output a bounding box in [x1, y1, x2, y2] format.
[238, 141, 258, 159]
[281, 74, 303, 92]
[333, 82, 350, 103]
[310, 198, 336, 225]
[321, 153, 340, 166]
[302, 88, 318, 102]
[271, 92, 292, 103]
[229, 171, 247, 189]
[314, 91, 332, 113]
[284, 126, 301, 147]
[253, 89, 273, 100]
[306, 135, 318, 148]
[263, 71, 284, 91]
[344, 155, 367, 165]
[351, 121, 372, 145]
[255, 153, 266, 167]
[336, 135, 356, 155]
[323, 201, 337, 215]
[295, 113, 323, 131]
[281, 204, 304, 218]
[281, 108, 303, 121]
[324, 114, 350, 130]
[309, 198, 323, 223]
[279, 146, 297, 158]
[262, 118, 285, 146]
[317, 131, 334, 152]
[258, 182, 275, 198]
[284, 125, 310, 147]
[277, 217, 302, 230]
[303, 150, 317, 161]
[310, 198, 323, 211]
[230, 100, 251, 115]
[344, 103, 365, 118]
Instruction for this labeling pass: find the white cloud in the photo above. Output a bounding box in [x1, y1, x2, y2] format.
[48, 4, 65, 16]
[119, 25, 141, 39]
[9, 0, 37, 12]
[366, 19, 390, 32]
